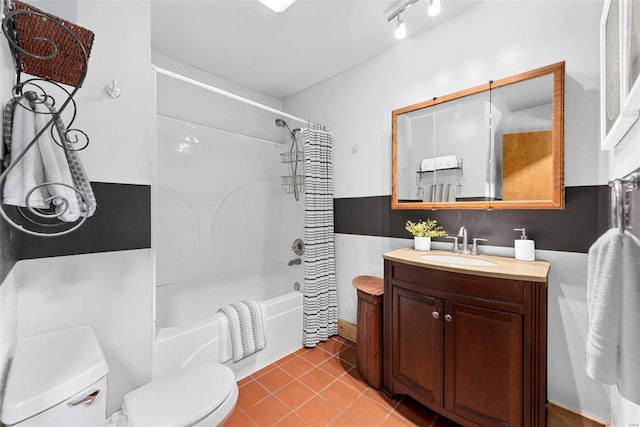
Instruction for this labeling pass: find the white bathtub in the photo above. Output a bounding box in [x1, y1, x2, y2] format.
[153, 266, 303, 380]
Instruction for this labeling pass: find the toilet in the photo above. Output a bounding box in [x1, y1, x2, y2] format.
[1, 326, 238, 427]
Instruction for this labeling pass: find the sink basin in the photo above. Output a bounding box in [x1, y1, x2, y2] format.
[420, 254, 496, 267]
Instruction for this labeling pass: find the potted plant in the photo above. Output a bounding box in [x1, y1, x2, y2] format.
[405, 219, 447, 251]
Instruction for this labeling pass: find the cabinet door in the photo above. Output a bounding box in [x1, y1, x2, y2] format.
[391, 285, 443, 406]
[444, 301, 523, 427]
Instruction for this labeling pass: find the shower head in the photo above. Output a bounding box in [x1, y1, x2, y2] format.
[275, 118, 299, 140]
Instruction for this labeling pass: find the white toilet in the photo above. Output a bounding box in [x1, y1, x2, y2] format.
[1, 326, 238, 427]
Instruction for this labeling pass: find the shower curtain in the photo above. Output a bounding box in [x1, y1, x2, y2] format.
[303, 123, 338, 347]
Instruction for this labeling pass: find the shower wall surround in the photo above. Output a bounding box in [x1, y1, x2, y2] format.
[0, 1, 154, 416]
[154, 54, 304, 291]
[284, 0, 613, 423]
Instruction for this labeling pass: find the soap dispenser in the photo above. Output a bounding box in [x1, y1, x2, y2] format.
[514, 228, 535, 261]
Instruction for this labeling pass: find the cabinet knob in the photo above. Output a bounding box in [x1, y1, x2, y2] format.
[432, 311, 440, 319]
[445, 314, 453, 322]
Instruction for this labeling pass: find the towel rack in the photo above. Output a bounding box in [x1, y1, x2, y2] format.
[609, 172, 640, 234]
[0, 1, 93, 236]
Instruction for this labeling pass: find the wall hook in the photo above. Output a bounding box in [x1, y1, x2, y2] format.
[352, 144, 359, 153]
[105, 80, 121, 98]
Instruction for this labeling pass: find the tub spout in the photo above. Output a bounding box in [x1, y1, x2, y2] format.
[288, 258, 302, 266]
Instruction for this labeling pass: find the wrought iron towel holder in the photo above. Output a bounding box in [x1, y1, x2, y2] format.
[0, 0, 93, 236]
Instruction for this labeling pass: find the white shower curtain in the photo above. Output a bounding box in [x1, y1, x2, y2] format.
[303, 123, 338, 347]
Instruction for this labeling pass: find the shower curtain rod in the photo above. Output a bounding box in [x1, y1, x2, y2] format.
[152, 66, 309, 125]
[157, 113, 286, 146]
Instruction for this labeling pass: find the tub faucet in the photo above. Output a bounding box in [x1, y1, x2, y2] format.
[288, 258, 302, 266]
[458, 226, 470, 254]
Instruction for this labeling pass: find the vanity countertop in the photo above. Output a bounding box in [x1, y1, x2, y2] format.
[383, 248, 550, 283]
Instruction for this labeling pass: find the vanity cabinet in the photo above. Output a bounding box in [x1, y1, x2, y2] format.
[383, 255, 548, 427]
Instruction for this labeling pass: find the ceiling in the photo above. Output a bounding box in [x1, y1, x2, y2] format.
[151, 0, 484, 100]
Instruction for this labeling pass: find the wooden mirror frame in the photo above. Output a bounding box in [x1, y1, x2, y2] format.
[391, 61, 565, 210]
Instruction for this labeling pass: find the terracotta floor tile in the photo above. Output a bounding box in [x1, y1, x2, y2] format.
[317, 337, 352, 355]
[328, 412, 364, 427]
[237, 375, 254, 387]
[298, 367, 336, 392]
[227, 404, 243, 420]
[245, 395, 291, 426]
[347, 395, 392, 425]
[252, 363, 278, 379]
[297, 395, 342, 427]
[274, 412, 311, 427]
[339, 368, 369, 392]
[394, 396, 438, 427]
[280, 356, 315, 378]
[234, 342, 461, 427]
[221, 411, 256, 427]
[256, 366, 295, 392]
[337, 346, 357, 365]
[294, 347, 311, 356]
[300, 346, 333, 365]
[318, 355, 353, 378]
[364, 387, 402, 411]
[321, 378, 361, 409]
[274, 352, 299, 366]
[273, 380, 316, 410]
[380, 411, 416, 426]
[237, 381, 270, 410]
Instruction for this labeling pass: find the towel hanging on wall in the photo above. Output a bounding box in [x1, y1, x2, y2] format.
[2, 95, 96, 220]
[586, 228, 640, 404]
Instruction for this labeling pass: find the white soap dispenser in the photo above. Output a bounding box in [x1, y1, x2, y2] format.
[514, 228, 535, 261]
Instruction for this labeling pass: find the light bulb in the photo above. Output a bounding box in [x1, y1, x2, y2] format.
[395, 16, 407, 39]
[428, 0, 441, 16]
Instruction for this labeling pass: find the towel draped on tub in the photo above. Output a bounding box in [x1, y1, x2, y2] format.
[218, 301, 266, 363]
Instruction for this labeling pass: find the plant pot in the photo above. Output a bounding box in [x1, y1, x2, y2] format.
[414, 236, 431, 251]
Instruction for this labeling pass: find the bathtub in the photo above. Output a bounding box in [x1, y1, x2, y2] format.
[153, 266, 303, 380]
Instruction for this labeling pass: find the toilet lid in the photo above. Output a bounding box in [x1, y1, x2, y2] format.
[123, 362, 236, 427]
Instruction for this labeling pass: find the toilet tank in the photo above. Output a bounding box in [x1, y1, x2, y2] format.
[1, 326, 109, 427]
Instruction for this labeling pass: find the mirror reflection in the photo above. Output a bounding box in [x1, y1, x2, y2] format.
[392, 62, 564, 210]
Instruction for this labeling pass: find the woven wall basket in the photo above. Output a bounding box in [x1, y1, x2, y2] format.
[11, 0, 94, 88]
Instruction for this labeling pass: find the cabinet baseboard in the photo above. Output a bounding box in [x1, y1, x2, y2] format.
[338, 318, 357, 343]
[547, 402, 608, 427]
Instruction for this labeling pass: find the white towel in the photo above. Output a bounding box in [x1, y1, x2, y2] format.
[215, 312, 233, 363]
[619, 230, 640, 403]
[3, 99, 80, 222]
[3, 103, 48, 208]
[218, 301, 266, 363]
[586, 228, 640, 404]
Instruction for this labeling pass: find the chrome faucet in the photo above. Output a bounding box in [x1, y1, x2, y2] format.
[457, 226, 470, 254]
[288, 258, 302, 266]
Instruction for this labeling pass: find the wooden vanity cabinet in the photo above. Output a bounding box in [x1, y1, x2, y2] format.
[383, 259, 547, 427]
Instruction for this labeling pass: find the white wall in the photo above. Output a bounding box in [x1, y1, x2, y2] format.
[0, 0, 17, 415]
[609, 24, 640, 427]
[14, 250, 152, 416]
[3, 0, 155, 418]
[74, 1, 153, 186]
[284, 0, 612, 422]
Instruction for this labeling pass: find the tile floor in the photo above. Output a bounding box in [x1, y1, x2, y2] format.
[221, 336, 461, 426]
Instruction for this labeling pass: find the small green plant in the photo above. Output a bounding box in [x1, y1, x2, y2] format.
[405, 219, 447, 238]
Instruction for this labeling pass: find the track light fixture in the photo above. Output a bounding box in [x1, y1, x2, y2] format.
[395, 15, 407, 39]
[387, 0, 441, 39]
[428, 0, 441, 16]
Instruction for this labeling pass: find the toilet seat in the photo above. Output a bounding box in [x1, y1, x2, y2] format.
[123, 362, 236, 427]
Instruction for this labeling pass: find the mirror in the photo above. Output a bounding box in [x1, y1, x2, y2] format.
[392, 62, 564, 210]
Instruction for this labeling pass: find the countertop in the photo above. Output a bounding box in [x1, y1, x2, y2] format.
[383, 248, 550, 282]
